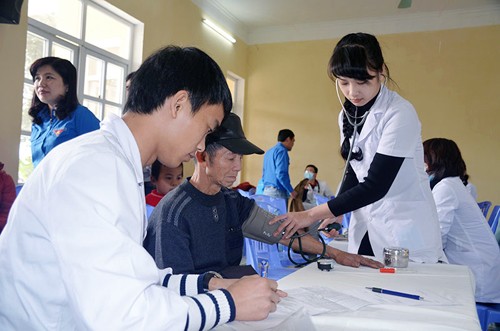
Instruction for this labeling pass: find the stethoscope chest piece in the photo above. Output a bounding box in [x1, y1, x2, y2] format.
[317, 259, 335, 272]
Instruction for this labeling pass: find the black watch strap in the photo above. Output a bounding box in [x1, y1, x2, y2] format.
[202, 271, 223, 290]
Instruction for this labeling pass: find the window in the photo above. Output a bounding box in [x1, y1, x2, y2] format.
[226, 71, 245, 184]
[20, 0, 140, 183]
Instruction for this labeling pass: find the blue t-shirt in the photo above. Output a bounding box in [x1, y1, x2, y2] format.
[261, 142, 294, 195]
[144, 179, 255, 274]
[31, 105, 100, 167]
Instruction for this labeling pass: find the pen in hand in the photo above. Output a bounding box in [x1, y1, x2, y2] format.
[366, 287, 424, 300]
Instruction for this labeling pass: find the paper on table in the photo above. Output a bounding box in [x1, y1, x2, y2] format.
[213, 307, 315, 331]
[214, 286, 462, 331]
[277, 286, 460, 316]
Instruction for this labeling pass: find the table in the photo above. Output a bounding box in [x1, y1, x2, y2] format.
[276, 260, 480, 331]
[217, 240, 481, 331]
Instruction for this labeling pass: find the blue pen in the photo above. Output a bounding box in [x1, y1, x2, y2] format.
[366, 287, 424, 300]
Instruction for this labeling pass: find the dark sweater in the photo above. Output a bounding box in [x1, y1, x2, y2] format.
[143, 178, 255, 274]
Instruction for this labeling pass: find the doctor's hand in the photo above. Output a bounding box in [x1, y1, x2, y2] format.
[227, 275, 287, 321]
[319, 216, 343, 238]
[328, 248, 384, 269]
[270, 211, 315, 239]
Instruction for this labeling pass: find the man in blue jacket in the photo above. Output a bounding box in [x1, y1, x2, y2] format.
[261, 129, 297, 201]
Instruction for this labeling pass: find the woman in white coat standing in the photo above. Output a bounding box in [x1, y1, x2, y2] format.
[272, 32, 445, 264]
[424, 138, 500, 303]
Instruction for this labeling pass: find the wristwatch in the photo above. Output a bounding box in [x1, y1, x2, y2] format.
[203, 271, 223, 290]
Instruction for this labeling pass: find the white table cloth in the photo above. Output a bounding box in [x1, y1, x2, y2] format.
[276, 260, 480, 331]
[217, 239, 480, 331]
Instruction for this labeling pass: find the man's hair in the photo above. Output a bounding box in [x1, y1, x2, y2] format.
[305, 164, 318, 174]
[204, 142, 225, 164]
[277, 129, 294, 142]
[124, 45, 232, 116]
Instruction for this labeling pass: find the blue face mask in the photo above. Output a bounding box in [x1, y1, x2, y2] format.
[428, 174, 435, 182]
[304, 170, 314, 180]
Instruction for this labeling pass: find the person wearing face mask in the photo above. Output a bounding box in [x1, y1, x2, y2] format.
[271, 33, 445, 264]
[290, 164, 337, 240]
[29, 57, 100, 168]
[301, 165, 334, 210]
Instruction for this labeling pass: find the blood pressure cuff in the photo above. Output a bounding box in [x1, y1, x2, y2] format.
[241, 204, 284, 244]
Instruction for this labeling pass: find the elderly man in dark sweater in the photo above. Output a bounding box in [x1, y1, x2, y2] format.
[144, 114, 382, 276]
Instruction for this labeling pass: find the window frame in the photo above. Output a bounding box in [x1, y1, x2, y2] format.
[19, 0, 140, 183]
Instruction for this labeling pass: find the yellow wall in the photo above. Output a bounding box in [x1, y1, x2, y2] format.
[0, 0, 248, 181]
[0, 1, 498, 203]
[0, 5, 27, 180]
[243, 26, 500, 203]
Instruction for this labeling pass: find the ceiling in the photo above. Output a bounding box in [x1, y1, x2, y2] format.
[191, 0, 500, 44]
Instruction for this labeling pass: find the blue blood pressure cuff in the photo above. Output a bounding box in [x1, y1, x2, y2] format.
[241, 204, 284, 244]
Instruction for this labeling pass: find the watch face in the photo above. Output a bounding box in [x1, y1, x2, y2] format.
[317, 259, 334, 271]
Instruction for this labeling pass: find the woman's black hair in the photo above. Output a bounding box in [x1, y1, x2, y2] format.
[423, 138, 470, 189]
[29, 57, 79, 125]
[327, 33, 390, 161]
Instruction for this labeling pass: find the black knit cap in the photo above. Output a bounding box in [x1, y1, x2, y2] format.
[206, 113, 264, 155]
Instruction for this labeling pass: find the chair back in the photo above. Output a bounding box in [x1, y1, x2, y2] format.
[477, 303, 500, 331]
[146, 204, 155, 219]
[488, 205, 499, 234]
[313, 193, 330, 206]
[243, 195, 304, 280]
[237, 189, 252, 198]
[249, 194, 287, 215]
[478, 201, 492, 218]
[15, 184, 23, 196]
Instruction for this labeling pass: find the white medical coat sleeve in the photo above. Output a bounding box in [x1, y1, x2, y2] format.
[46, 150, 232, 330]
[431, 182, 458, 248]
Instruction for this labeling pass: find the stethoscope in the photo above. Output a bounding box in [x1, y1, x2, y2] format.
[284, 77, 384, 267]
[334, 77, 384, 195]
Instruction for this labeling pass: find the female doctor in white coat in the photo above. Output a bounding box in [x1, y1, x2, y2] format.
[424, 138, 500, 303]
[272, 33, 445, 264]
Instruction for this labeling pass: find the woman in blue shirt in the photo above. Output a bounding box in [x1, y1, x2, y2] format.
[29, 57, 100, 167]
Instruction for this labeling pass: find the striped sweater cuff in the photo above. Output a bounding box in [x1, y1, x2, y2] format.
[163, 273, 204, 296]
[182, 289, 235, 330]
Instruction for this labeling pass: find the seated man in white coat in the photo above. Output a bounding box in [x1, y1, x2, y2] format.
[0, 46, 284, 330]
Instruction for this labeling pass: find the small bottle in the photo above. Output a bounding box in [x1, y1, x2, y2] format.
[258, 256, 269, 278]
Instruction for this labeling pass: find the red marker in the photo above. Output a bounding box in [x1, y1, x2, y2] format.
[380, 268, 396, 273]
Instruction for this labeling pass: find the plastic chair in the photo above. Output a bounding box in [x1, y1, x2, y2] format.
[488, 205, 499, 234]
[477, 303, 500, 331]
[478, 201, 492, 218]
[15, 184, 23, 196]
[313, 193, 330, 206]
[249, 194, 287, 215]
[146, 204, 155, 219]
[244, 195, 305, 280]
[237, 189, 252, 198]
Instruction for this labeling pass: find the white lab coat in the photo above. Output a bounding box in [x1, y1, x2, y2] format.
[433, 177, 500, 303]
[340, 86, 445, 263]
[0, 114, 231, 330]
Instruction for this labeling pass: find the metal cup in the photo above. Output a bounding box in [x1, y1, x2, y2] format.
[383, 247, 409, 268]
